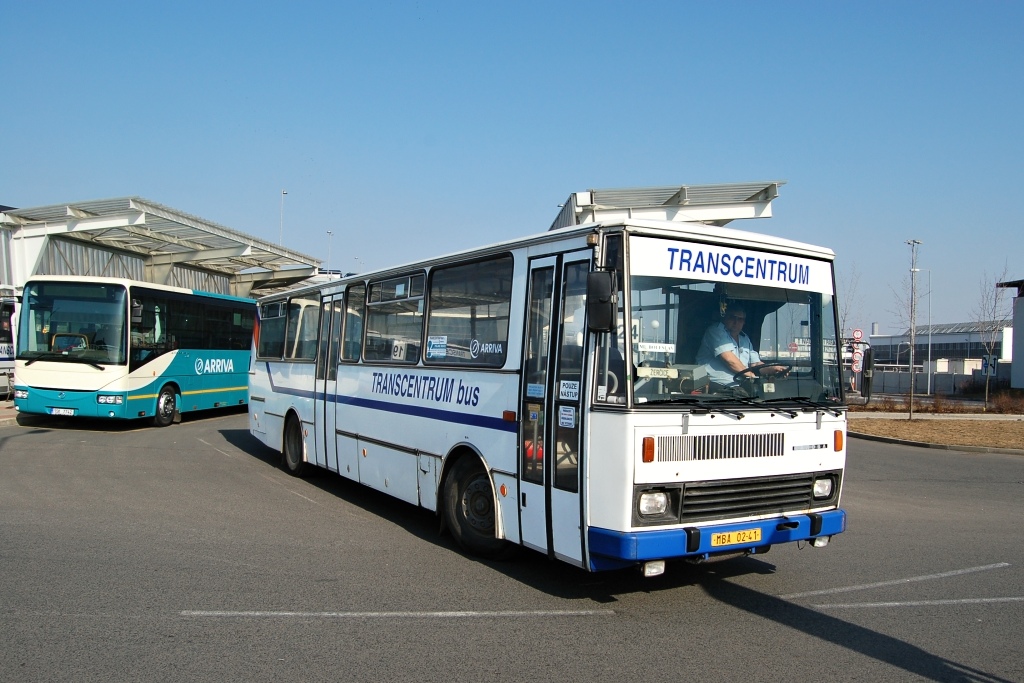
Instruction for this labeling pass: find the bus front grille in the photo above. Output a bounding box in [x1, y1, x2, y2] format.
[657, 433, 784, 462]
[680, 474, 814, 522]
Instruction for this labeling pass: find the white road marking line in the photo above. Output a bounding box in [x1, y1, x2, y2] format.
[815, 597, 1024, 609]
[255, 472, 323, 505]
[286, 490, 321, 505]
[781, 563, 1010, 600]
[197, 437, 234, 459]
[181, 609, 615, 619]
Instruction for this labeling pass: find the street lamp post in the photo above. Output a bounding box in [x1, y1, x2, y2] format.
[912, 267, 933, 394]
[326, 230, 334, 276]
[279, 189, 288, 245]
[907, 239, 922, 418]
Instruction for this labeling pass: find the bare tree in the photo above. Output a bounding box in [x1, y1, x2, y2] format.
[835, 261, 863, 339]
[972, 264, 1012, 410]
[886, 273, 920, 342]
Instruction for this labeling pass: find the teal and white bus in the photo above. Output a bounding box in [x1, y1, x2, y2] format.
[14, 276, 255, 426]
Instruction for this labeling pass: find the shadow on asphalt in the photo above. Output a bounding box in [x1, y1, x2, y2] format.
[219, 426, 1013, 683]
[11, 404, 248, 432]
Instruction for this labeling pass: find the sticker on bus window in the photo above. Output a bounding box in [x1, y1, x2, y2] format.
[527, 383, 544, 398]
[426, 336, 447, 359]
[558, 380, 579, 401]
[558, 405, 575, 428]
[638, 342, 676, 353]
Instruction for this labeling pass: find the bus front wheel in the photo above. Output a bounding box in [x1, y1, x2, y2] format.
[152, 385, 177, 427]
[443, 456, 514, 559]
[282, 415, 308, 477]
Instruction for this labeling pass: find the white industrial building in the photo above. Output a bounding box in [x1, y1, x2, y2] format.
[868, 321, 1013, 368]
[997, 278, 1024, 389]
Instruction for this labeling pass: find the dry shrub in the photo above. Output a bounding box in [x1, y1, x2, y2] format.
[879, 396, 898, 412]
[930, 393, 969, 414]
[992, 391, 1024, 414]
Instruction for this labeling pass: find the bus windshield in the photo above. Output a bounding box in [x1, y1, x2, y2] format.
[627, 247, 841, 407]
[17, 281, 128, 365]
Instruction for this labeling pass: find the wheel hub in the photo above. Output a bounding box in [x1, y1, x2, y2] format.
[462, 478, 494, 531]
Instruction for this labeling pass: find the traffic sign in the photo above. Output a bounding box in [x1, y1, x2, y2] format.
[852, 328, 863, 341]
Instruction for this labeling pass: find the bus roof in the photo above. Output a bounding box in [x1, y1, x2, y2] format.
[256, 218, 835, 304]
[22, 275, 257, 306]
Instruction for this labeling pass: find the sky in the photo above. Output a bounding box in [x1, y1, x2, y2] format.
[3, 1, 1022, 335]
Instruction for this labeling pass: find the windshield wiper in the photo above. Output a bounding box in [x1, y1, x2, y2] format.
[758, 396, 842, 417]
[643, 396, 747, 419]
[24, 353, 105, 371]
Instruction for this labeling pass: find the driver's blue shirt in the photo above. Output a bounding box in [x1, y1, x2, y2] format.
[696, 322, 762, 386]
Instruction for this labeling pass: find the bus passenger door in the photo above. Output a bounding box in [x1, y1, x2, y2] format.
[315, 296, 344, 472]
[519, 254, 589, 567]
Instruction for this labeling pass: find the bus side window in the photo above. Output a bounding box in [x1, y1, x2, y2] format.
[342, 284, 365, 362]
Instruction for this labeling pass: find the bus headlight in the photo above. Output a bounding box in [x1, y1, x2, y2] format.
[639, 491, 669, 516]
[97, 395, 124, 405]
[14, 389, 28, 400]
[812, 477, 834, 499]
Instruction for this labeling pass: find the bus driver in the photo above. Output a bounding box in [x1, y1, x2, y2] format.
[697, 304, 786, 392]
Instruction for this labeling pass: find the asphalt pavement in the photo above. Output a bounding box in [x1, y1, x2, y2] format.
[2, 397, 1020, 453]
[0, 400, 15, 426]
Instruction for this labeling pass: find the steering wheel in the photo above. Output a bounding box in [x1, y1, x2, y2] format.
[732, 363, 792, 382]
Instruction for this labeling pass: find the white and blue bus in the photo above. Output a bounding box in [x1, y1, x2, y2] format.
[248, 183, 847, 576]
[14, 276, 255, 426]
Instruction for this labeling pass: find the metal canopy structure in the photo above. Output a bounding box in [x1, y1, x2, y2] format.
[0, 197, 319, 297]
[997, 279, 1024, 297]
[549, 181, 785, 231]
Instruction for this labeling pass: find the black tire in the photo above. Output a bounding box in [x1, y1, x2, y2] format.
[443, 456, 515, 559]
[152, 385, 176, 427]
[282, 414, 308, 476]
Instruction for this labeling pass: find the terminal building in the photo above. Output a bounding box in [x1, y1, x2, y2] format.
[0, 197, 321, 299]
[0, 197, 323, 395]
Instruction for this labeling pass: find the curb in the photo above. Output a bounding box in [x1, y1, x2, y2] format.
[849, 431, 1024, 456]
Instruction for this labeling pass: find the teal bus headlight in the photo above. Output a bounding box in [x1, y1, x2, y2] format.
[97, 395, 124, 405]
[14, 389, 28, 400]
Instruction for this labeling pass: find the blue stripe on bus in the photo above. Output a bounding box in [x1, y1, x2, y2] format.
[264, 363, 518, 434]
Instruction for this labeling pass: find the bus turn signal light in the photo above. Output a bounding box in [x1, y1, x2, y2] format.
[834, 430, 844, 451]
[642, 437, 655, 463]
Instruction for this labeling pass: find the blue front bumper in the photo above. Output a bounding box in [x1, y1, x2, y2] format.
[588, 509, 846, 572]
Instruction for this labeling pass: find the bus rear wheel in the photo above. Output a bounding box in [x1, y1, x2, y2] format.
[282, 415, 308, 477]
[443, 456, 514, 559]
[152, 385, 176, 427]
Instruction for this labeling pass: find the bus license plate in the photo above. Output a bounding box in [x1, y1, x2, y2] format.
[50, 408, 75, 416]
[711, 528, 762, 547]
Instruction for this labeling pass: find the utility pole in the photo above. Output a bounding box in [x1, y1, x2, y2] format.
[907, 239, 921, 419]
[279, 189, 288, 245]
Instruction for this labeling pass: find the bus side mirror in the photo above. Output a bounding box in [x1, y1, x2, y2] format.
[586, 271, 617, 333]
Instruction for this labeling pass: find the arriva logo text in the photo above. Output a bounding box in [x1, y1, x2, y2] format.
[195, 358, 235, 374]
